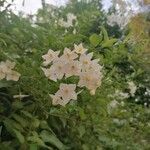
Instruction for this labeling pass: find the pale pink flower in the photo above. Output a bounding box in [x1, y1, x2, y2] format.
[41, 67, 57, 82]
[6, 70, 21, 81]
[79, 52, 93, 70]
[50, 92, 64, 106]
[0, 63, 6, 80]
[74, 43, 87, 54]
[0, 60, 20, 81]
[78, 70, 102, 94]
[65, 60, 81, 78]
[87, 58, 102, 73]
[60, 48, 78, 62]
[57, 83, 77, 102]
[42, 49, 60, 66]
[51, 61, 65, 80]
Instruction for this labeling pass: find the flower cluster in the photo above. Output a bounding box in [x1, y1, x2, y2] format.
[58, 13, 77, 28]
[0, 60, 21, 81]
[41, 43, 103, 106]
[50, 84, 77, 106]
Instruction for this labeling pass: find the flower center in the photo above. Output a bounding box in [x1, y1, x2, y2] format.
[83, 60, 88, 64]
[64, 89, 69, 94]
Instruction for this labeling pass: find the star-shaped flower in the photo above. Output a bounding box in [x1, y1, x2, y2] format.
[65, 60, 81, 78]
[79, 52, 93, 71]
[42, 49, 60, 66]
[50, 92, 64, 106]
[41, 67, 57, 82]
[50, 60, 65, 80]
[60, 48, 78, 62]
[74, 43, 87, 54]
[0, 60, 21, 81]
[6, 70, 21, 81]
[57, 83, 77, 102]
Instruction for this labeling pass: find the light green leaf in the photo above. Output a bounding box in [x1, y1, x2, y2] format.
[89, 34, 101, 47]
[101, 38, 117, 48]
[101, 26, 109, 41]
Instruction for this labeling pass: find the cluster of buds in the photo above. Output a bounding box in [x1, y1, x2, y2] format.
[41, 43, 103, 106]
[0, 60, 21, 81]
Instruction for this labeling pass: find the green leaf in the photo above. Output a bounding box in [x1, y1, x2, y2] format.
[13, 129, 25, 144]
[12, 114, 28, 128]
[0, 81, 11, 88]
[101, 38, 117, 48]
[40, 130, 65, 150]
[32, 118, 40, 128]
[78, 126, 85, 137]
[101, 26, 109, 41]
[21, 110, 33, 118]
[29, 144, 38, 150]
[89, 34, 101, 47]
[79, 108, 86, 120]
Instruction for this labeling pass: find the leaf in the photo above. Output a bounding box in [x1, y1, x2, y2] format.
[21, 110, 33, 118]
[40, 130, 65, 150]
[27, 132, 52, 150]
[0, 38, 7, 46]
[101, 38, 117, 48]
[13, 129, 25, 144]
[89, 34, 101, 47]
[32, 118, 40, 128]
[78, 126, 85, 137]
[12, 114, 28, 128]
[79, 108, 86, 120]
[27, 132, 45, 147]
[0, 81, 11, 88]
[29, 144, 38, 150]
[101, 26, 109, 41]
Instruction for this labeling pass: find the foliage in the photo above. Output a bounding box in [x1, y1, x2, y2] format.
[0, 0, 150, 149]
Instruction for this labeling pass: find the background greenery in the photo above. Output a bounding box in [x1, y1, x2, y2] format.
[0, 0, 150, 149]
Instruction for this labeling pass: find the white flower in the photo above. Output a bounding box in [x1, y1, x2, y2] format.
[50, 84, 77, 106]
[50, 92, 64, 106]
[128, 81, 137, 96]
[6, 70, 21, 81]
[74, 43, 87, 54]
[0, 60, 14, 75]
[0, 60, 20, 81]
[41, 67, 57, 82]
[5, 60, 16, 71]
[78, 70, 101, 94]
[79, 52, 93, 70]
[88, 59, 102, 73]
[42, 49, 60, 66]
[67, 13, 77, 22]
[60, 48, 78, 62]
[57, 83, 77, 102]
[50, 60, 65, 80]
[0, 63, 6, 80]
[65, 60, 81, 78]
